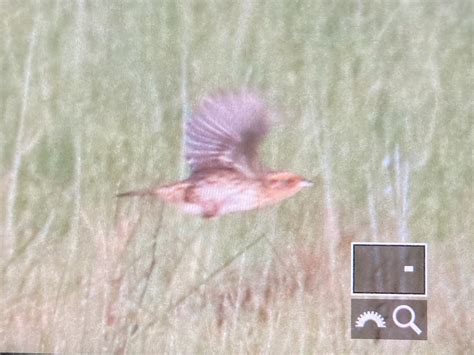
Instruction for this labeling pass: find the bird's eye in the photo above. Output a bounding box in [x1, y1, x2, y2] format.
[268, 178, 281, 187]
[267, 177, 296, 188]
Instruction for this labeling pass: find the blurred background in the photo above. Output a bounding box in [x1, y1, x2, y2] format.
[0, 0, 472, 353]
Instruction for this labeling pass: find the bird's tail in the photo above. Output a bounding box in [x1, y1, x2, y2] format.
[116, 188, 155, 198]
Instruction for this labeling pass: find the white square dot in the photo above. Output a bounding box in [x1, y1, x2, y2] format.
[404, 265, 414, 272]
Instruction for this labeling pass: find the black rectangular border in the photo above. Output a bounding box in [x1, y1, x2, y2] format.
[351, 242, 428, 297]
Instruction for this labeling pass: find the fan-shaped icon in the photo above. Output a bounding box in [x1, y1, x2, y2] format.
[355, 311, 387, 328]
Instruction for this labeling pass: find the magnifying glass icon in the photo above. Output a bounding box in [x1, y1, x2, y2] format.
[392, 305, 422, 335]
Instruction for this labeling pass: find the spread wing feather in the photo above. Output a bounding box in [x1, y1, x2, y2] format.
[185, 92, 271, 176]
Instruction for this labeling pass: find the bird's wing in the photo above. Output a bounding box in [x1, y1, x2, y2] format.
[185, 92, 271, 177]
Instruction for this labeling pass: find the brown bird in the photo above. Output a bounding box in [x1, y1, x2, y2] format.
[118, 92, 313, 218]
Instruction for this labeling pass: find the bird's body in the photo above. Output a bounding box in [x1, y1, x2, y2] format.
[118, 168, 312, 218]
[118, 92, 312, 218]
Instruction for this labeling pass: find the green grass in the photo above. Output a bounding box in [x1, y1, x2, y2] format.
[0, 0, 472, 353]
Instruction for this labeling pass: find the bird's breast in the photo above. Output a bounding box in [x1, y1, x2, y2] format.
[184, 177, 260, 215]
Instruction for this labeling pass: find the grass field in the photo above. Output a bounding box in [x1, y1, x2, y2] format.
[0, 0, 472, 353]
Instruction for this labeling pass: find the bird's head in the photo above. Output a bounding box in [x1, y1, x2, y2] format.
[262, 171, 313, 201]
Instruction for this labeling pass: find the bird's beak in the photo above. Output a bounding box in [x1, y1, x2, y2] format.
[299, 179, 314, 188]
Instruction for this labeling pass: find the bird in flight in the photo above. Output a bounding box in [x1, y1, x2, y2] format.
[118, 92, 312, 218]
